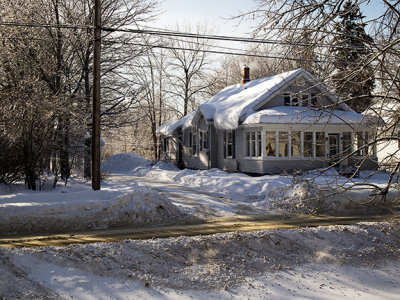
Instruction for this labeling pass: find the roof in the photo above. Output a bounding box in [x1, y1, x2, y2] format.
[242, 106, 373, 126]
[158, 68, 358, 135]
[199, 69, 303, 129]
[156, 111, 195, 136]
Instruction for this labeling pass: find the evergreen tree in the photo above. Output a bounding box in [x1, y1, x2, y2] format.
[332, 0, 375, 113]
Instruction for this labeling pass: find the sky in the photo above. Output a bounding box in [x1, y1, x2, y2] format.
[154, 0, 255, 36]
[155, 0, 386, 37]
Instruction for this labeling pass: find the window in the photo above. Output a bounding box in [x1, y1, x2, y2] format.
[356, 132, 364, 156]
[301, 94, 309, 107]
[225, 130, 234, 158]
[291, 95, 299, 106]
[284, 93, 291, 106]
[303, 132, 313, 157]
[284, 93, 312, 107]
[192, 133, 198, 156]
[316, 132, 325, 157]
[199, 131, 208, 151]
[342, 132, 352, 156]
[364, 132, 370, 155]
[265, 131, 276, 157]
[162, 137, 169, 153]
[291, 132, 301, 157]
[311, 93, 318, 106]
[246, 131, 262, 157]
[278, 131, 289, 157]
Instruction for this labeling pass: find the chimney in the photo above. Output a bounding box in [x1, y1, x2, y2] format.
[241, 65, 250, 86]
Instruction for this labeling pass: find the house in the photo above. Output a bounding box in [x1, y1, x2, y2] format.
[157, 67, 378, 174]
[372, 102, 400, 169]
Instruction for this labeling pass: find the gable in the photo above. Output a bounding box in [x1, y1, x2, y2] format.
[252, 71, 351, 113]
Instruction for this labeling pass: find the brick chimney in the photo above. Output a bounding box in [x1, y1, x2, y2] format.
[241, 65, 250, 86]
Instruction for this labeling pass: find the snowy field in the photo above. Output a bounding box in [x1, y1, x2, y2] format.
[1, 153, 400, 299]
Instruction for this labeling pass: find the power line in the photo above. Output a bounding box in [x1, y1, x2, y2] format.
[103, 41, 324, 62]
[0, 21, 370, 50]
[0, 21, 381, 52]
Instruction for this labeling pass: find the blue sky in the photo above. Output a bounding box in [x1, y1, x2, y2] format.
[155, 0, 255, 35]
[155, 0, 385, 36]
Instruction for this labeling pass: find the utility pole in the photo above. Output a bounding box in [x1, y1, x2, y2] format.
[92, 0, 101, 190]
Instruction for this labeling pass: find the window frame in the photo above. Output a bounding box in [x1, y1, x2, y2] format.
[245, 130, 262, 158]
[284, 92, 314, 107]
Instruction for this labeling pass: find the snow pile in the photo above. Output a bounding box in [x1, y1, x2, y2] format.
[133, 165, 400, 215]
[0, 182, 187, 235]
[4, 222, 399, 298]
[102, 153, 151, 174]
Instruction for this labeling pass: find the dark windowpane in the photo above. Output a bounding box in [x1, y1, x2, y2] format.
[284, 93, 291, 106]
[342, 132, 352, 156]
[304, 132, 313, 157]
[279, 132, 289, 157]
[291, 132, 301, 157]
[265, 131, 276, 157]
[316, 132, 325, 157]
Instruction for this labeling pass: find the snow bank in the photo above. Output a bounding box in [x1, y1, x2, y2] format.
[102, 153, 151, 174]
[8, 222, 399, 296]
[0, 182, 187, 235]
[133, 165, 400, 215]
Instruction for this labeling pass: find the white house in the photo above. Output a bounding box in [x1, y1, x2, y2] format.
[157, 67, 378, 174]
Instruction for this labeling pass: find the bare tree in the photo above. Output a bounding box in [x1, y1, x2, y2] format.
[167, 23, 215, 116]
[0, 0, 159, 188]
[234, 0, 400, 203]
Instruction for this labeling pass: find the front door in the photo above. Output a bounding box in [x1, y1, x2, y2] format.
[328, 134, 339, 162]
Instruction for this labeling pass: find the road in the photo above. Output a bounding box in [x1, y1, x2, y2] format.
[1, 174, 398, 248]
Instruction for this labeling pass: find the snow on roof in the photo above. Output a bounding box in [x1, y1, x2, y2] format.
[199, 69, 303, 130]
[157, 68, 358, 134]
[242, 106, 371, 126]
[156, 111, 195, 136]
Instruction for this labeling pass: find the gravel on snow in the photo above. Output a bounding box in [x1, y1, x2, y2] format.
[1, 221, 399, 299]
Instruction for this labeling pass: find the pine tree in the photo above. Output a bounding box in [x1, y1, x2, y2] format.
[332, 0, 375, 113]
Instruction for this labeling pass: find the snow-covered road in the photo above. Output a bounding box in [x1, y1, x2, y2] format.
[1, 222, 400, 299]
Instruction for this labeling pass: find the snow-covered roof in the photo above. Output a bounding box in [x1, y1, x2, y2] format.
[242, 106, 372, 126]
[158, 68, 359, 134]
[199, 69, 303, 129]
[156, 111, 195, 136]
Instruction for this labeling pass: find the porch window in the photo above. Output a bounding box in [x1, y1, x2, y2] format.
[265, 131, 276, 157]
[316, 132, 325, 157]
[246, 131, 262, 157]
[342, 132, 352, 156]
[291, 131, 301, 157]
[355, 132, 364, 156]
[364, 132, 370, 155]
[303, 132, 313, 157]
[278, 131, 289, 157]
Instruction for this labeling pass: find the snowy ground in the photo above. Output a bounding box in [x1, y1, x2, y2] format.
[1, 153, 400, 299]
[1, 222, 400, 299]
